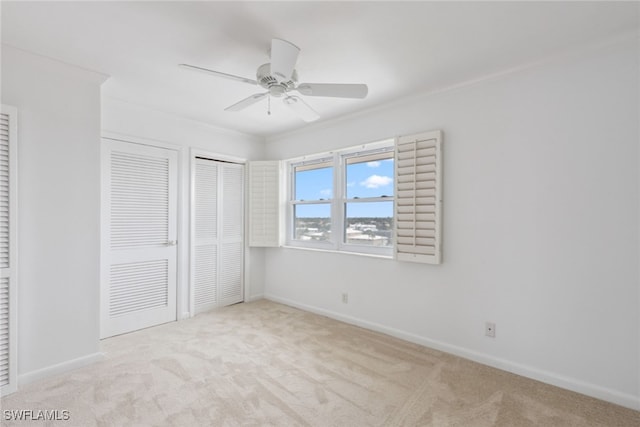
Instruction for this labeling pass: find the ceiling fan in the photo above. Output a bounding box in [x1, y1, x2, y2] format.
[179, 38, 368, 122]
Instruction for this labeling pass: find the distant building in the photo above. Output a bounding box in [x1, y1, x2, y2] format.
[345, 226, 388, 246]
[296, 218, 390, 245]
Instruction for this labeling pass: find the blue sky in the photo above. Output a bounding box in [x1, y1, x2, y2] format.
[295, 159, 394, 218]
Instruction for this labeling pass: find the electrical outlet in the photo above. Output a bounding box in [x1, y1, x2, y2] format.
[342, 292, 348, 304]
[485, 322, 496, 338]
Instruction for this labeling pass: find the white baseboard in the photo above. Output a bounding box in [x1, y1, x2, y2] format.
[19, 352, 105, 387]
[245, 294, 264, 303]
[264, 294, 640, 411]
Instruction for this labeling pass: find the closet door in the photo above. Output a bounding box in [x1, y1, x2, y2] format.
[0, 105, 17, 395]
[192, 159, 244, 314]
[219, 163, 244, 307]
[101, 140, 178, 338]
[193, 159, 219, 313]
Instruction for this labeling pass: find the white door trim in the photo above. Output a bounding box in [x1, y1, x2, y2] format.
[102, 132, 183, 152]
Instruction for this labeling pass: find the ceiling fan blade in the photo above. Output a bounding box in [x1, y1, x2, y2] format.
[179, 64, 257, 86]
[283, 96, 320, 122]
[224, 93, 268, 112]
[270, 39, 300, 83]
[296, 83, 368, 99]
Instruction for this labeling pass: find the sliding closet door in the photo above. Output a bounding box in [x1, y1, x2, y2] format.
[192, 158, 244, 314]
[101, 140, 178, 338]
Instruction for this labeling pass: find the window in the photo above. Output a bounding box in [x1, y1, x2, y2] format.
[291, 158, 333, 243]
[262, 129, 441, 262]
[287, 140, 395, 256]
[343, 151, 394, 249]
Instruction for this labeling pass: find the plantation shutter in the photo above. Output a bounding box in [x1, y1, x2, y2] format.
[0, 105, 17, 395]
[394, 130, 442, 264]
[248, 161, 281, 247]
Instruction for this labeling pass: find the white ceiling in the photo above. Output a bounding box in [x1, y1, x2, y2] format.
[2, 1, 638, 137]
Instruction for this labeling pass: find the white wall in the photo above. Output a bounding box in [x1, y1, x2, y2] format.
[102, 97, 264, 159]
[101, 98, 266, 314]
[1, 45, 107, 380]
[263, 37, 639, 409]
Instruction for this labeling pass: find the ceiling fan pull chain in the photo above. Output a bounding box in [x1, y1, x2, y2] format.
[268, 95, 271, 116]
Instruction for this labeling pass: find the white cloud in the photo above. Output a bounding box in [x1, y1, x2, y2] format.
[319, 189, 332, 197]
[346, 181, 356, 187]
[360, 175, 393, 189]
[366, 161, 381, 168]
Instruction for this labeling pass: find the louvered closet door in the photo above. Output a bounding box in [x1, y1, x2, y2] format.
[193, 160, 218, 313]
[0, 105, 17, 395]
[101, 140, 178, 338]
[219, 163, 244, 307]
[192, 159, 244, 314]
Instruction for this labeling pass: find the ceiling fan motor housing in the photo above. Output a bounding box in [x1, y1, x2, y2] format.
[257, 63, 297, 97]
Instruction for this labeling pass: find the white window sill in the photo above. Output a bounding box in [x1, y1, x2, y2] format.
[279, 244, 394, 260]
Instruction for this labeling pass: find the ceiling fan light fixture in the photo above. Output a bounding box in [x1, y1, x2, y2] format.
[269, 85, 287, 97]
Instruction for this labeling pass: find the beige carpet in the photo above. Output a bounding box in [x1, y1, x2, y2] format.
[1, 300, 638, 426]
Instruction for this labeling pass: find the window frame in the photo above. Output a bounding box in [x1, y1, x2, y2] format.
[288, 156, 335, 251]
[286, 139, 395, 257]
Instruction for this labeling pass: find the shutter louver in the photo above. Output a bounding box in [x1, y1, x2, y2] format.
[0, 106, 16, 395]
[248, 161, 281, 247]
[394, 130, 442, 264]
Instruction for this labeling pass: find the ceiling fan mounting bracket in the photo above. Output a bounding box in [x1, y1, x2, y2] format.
[257, 63, 297, 98]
